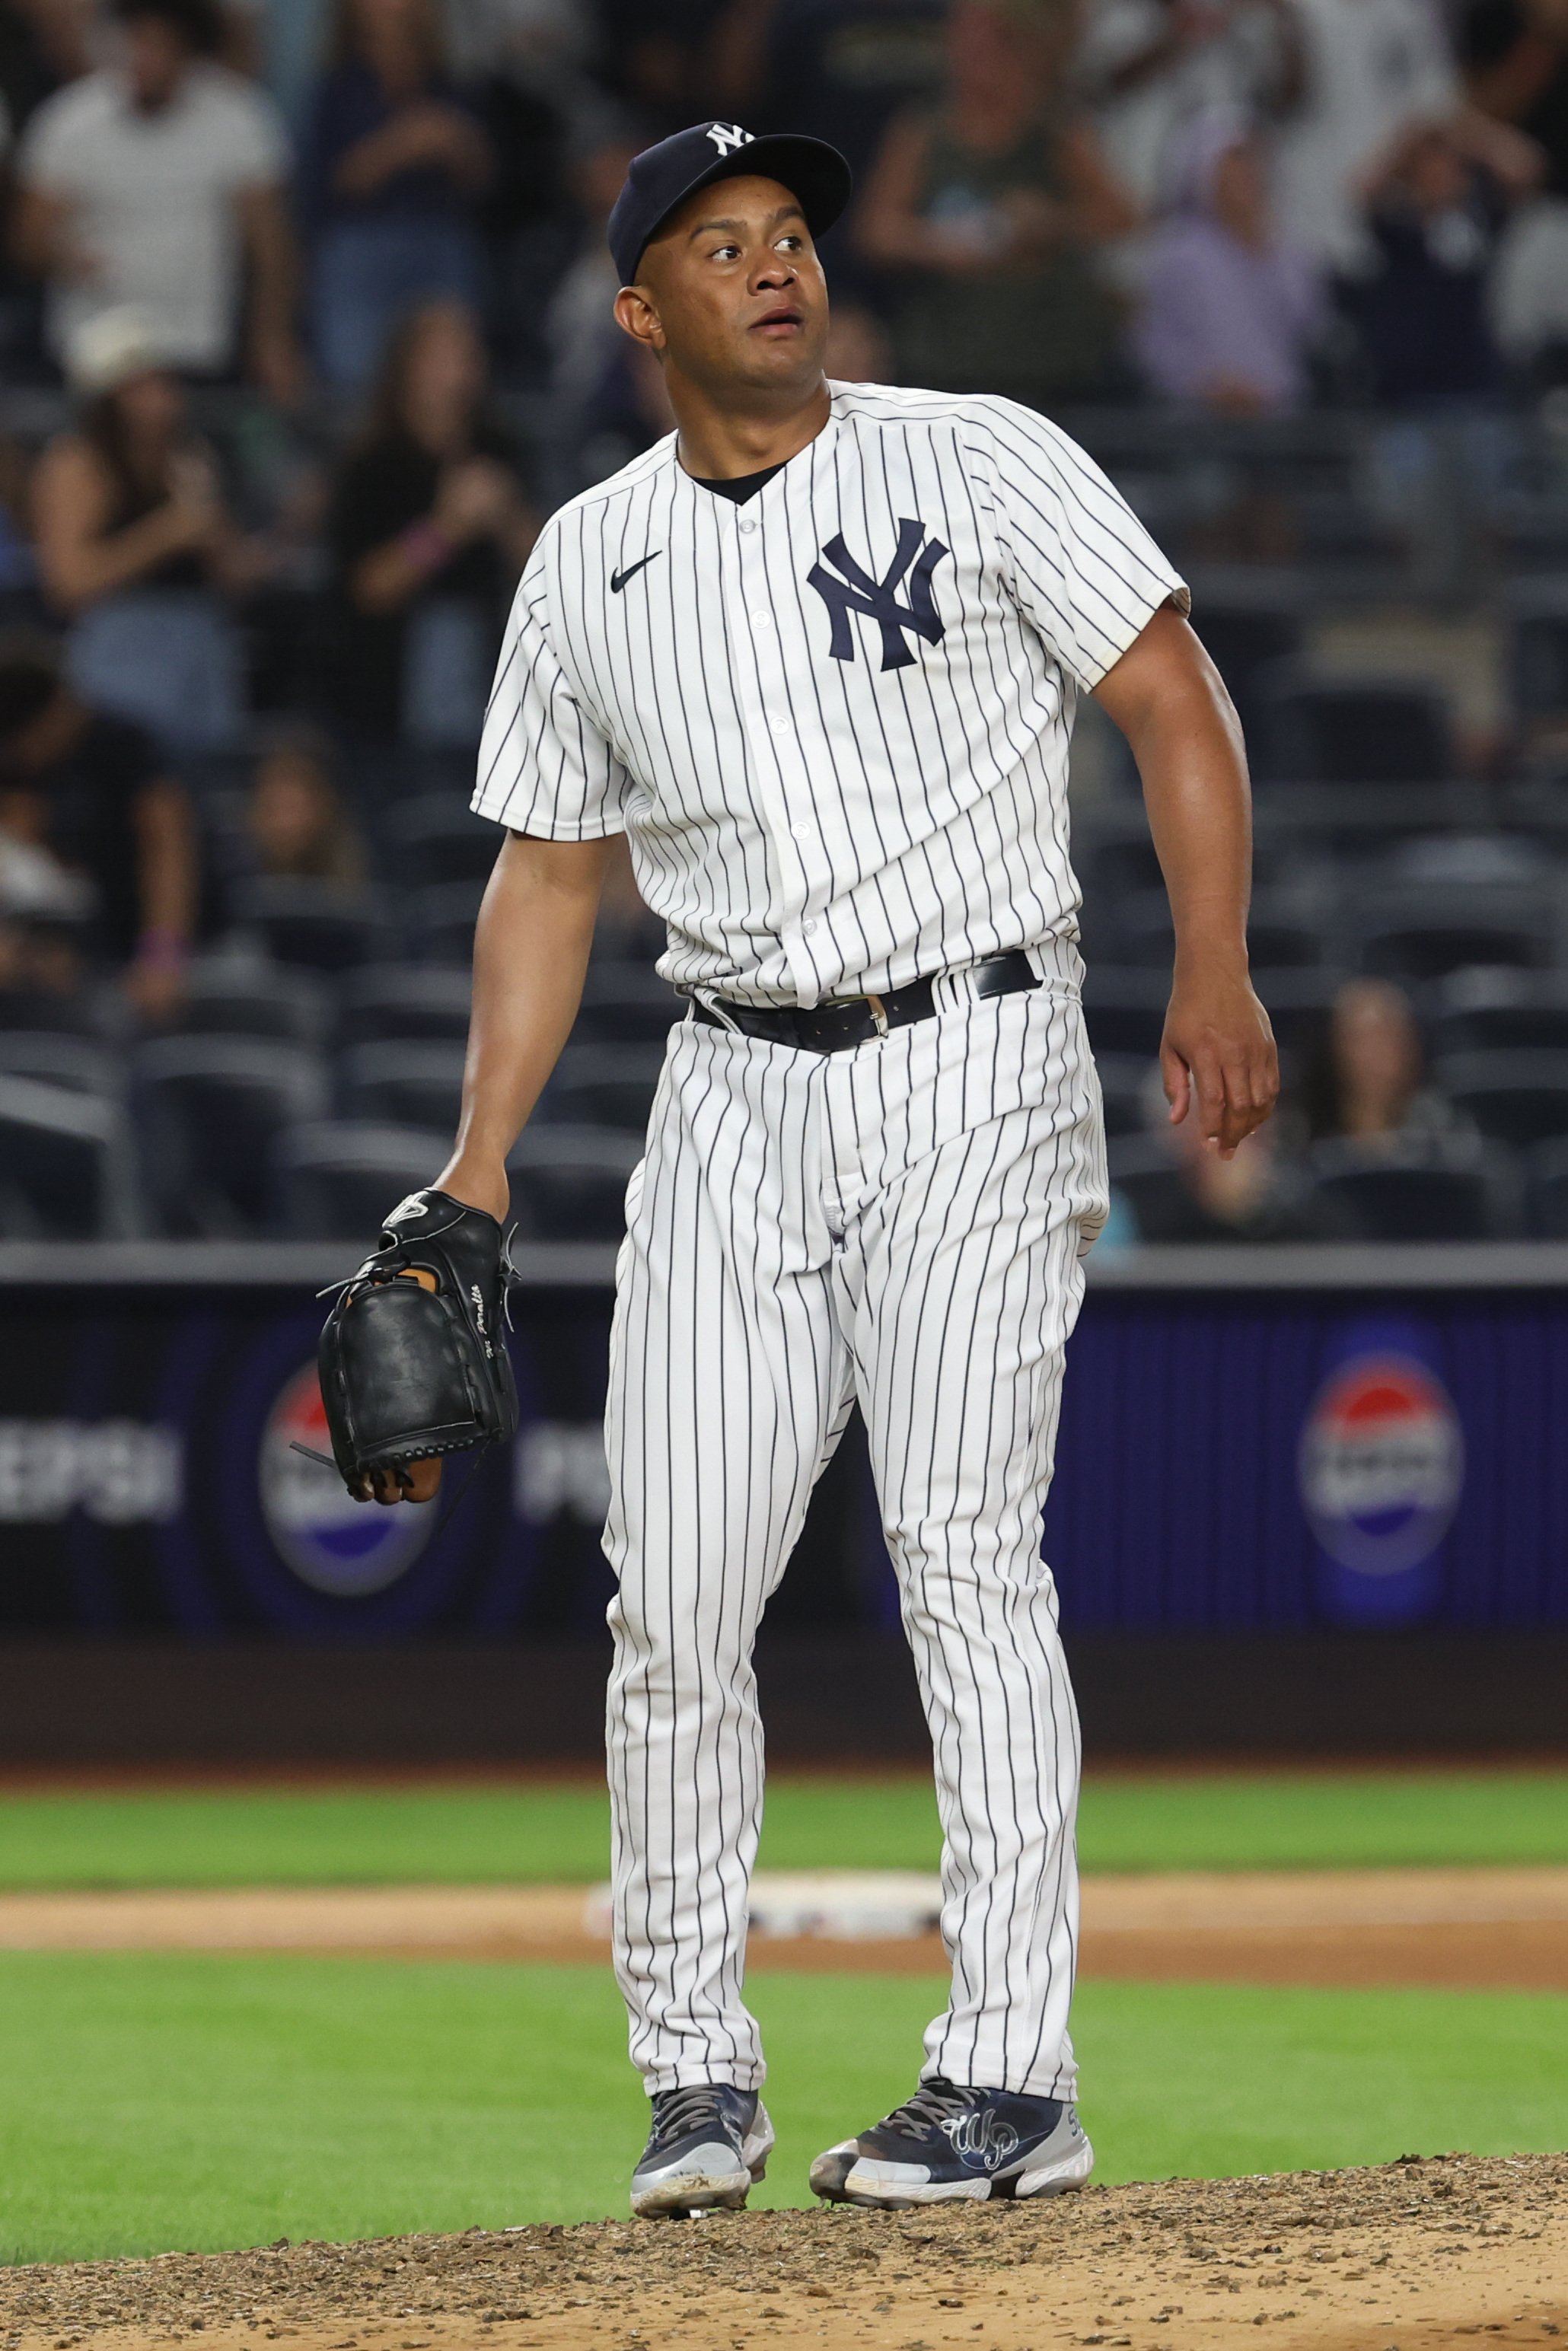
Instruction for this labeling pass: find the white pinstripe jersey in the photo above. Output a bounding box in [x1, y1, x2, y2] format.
[473, 381, 1188, 1009]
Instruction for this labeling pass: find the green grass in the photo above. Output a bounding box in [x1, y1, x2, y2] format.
[0, 1951, 1563, 2264]
[0, 1771, 1564, 1891]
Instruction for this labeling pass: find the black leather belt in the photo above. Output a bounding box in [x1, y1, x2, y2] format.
[691, 949, 1041, 1054]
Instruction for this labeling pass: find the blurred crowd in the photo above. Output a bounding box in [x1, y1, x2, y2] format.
[0, 0, 1566, 1239]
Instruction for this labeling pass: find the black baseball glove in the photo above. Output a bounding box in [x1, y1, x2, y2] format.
[316, 1189, 518, 1504]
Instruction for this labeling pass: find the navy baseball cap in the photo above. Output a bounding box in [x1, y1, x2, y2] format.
[608, 121, 853, 289]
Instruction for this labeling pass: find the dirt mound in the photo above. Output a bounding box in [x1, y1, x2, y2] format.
[2, 2152, 1562, 2351]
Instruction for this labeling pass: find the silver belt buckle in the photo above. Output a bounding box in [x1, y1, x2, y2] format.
[862, 992, 891, 1037]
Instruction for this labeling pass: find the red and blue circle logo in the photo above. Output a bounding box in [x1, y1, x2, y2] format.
[1299, 1351, 1464, 1577]
[259, 1363, 435, 1596]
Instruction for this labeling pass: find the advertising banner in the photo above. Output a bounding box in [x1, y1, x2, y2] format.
[1, 1268, 1565, 1637]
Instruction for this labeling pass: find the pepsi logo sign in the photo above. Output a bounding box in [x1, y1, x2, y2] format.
[260, 1363, 435, 1596]
[1299, 1352, 1463, 1577]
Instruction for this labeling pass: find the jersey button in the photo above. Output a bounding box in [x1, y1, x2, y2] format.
[738, 518, 757, 534]
[768, 713, 789, 734]
[791, 821, 811, 839]
[751, 610, 773, 629]
[802, 920, 818, 936]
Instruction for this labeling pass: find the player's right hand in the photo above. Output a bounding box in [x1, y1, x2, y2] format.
[1161, 967, 1279, 1157]
[356, 1457, 444, 1506]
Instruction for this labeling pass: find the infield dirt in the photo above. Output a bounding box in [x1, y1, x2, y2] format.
[1, 2154, 1562, 2351]
[1, 1871, 1563, 1990]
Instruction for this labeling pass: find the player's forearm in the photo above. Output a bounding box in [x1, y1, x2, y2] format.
[437, 830, 612, 1219]
[1093, 606, 1277, 1149]
[1092, 609, 1252, 968]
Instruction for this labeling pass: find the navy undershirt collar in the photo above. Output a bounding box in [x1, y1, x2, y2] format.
[690, 463, 786, 505]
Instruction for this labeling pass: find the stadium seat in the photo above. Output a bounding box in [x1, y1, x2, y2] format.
[275, 1120, 448, 1239]
[229, 878, 397, 973]
[1245, 887, 1330, 970]
[574, 962, 684, 1043]
[1432, 1050, 1568, 1147]
[1113, 885, 1327, 973]
[338, 1039, 467, 1132]
[537, 1043, 666, 1132]
[0, 1072, 136, 1238]
[1190, 605, 1301, 744]
[1095, 1053, 1156, 1139]
[406, 880, 484, 966]
[1101, 1135, 1219, 1242]
[1349, 884, 1556, 981]
[1081, 967, 1168, 1059]
[507, 1124, 642, 1241]
[381, 795, 499, 887]
[1074, 823, 1167, 901]
[1524, 1136, 1568, 1236]
[1303, 1139, 1515, 1240]
[173, 957, 330, 1046]
[1508, 583, 1568, 732]
[0, 1032, 120, 1095]
[1426, 970, 1568, 1055]
[1251, 970, 1343, 1054]
[134, 1036, 329, 1235]
[336, 964, 473, 1046]
[1254, 675, 1454, 784]
[1110, 891, 1176, 967]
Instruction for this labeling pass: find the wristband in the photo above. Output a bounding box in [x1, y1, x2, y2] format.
[135, 928, 190, 972]
[399, 519, 455, 569]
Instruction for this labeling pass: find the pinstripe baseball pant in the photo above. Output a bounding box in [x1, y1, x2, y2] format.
[602, 935, 1107, 2101]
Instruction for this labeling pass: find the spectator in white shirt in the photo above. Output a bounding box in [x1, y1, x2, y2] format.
[13, 0, 304, 400]
[1080, 0, 1305, 213]
[1270, 0, 1461, 269]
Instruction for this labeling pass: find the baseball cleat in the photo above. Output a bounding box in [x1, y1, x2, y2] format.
[630, 2083, 775, 2219]
[809, 2075, 1094, 2208]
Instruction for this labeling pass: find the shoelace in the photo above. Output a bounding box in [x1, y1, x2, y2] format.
[875, 2077, 986, 2142]
[648, 2084, 738, 2151]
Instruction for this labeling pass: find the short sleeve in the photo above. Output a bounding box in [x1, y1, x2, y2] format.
[17, 84, 85, 190]
[221, 78, 289, 186]
[472, 550, 631, 839]
[964, 397, 1190, 691]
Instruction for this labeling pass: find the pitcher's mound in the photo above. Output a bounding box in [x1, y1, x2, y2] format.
[2, 2152, 1562, 2351]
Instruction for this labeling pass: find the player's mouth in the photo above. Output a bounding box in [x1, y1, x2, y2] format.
[751, 304, 805, 338]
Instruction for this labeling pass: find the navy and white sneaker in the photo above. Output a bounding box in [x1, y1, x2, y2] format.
[809, 2075, 1093, 2207]
[629, 2083, 775, 2219]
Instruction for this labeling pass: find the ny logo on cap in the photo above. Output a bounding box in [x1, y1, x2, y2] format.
[808, 520, 951, 672]
[706, 121, 754, 156]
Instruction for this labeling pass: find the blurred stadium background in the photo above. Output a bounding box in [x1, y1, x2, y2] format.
[0, 0, 1564, 2267]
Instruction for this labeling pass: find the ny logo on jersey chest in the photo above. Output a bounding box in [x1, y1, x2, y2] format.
[808, 519, 951, 672]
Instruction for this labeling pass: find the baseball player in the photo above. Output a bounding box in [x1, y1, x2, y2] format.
[435, 121, 1278, 2216]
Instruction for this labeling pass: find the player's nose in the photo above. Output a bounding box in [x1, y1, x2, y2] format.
[751, 252, 798, 290]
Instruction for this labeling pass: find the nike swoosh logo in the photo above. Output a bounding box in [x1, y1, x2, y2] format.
[610, 552, 662, 594]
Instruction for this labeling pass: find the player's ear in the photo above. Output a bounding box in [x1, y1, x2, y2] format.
[614, 283, 666, 356]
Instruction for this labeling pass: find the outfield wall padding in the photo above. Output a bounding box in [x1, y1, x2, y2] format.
[0, 1632, 1562, 1762]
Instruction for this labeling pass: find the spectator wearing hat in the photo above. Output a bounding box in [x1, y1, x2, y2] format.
[1134, 105, 1323, 409]
[855, 0, 1140, 409]
[0, 631, 196, 1020]
[31, 306, 270, 749]
[11, 0, 301, 400]
[300, 0, 493, 390]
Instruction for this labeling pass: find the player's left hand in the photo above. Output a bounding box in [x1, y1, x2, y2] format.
[1160, 965, 1278, 1157]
